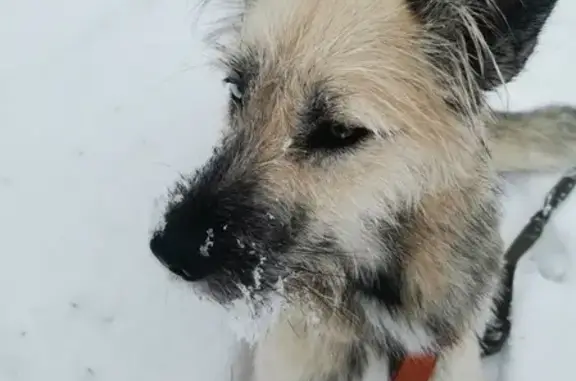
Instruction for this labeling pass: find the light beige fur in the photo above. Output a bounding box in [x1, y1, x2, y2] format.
[489, 106, 576, 172]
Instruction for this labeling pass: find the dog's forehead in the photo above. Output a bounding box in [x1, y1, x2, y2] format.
[224, 0, 432, 135]
[239, 0, 419, 72]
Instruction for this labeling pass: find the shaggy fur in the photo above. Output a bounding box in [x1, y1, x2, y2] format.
[149, 0, 576, 380]
[489, 105, 576, 172]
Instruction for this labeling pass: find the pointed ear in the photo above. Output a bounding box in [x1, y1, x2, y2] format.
[408, 0, 559, 91]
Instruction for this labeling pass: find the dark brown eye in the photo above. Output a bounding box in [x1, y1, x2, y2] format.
[301, 120, 373, 152]
[330, 123, 355, 139]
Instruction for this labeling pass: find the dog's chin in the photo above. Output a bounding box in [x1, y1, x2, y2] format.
[194, 277, 288, 345]
[224, 290, 287, 345]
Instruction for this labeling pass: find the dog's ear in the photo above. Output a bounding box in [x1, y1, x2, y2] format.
[408, 0, 559, 91]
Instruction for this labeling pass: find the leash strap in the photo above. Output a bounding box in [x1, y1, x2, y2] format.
[481, 168, 576, 356]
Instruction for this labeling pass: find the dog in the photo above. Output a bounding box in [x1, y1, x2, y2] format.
[149, 0, 576, 380]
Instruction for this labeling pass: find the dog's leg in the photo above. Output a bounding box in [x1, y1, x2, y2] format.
[433, 332, 486, 381]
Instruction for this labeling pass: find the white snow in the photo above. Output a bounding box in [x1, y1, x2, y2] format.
[226, 289, 286, 346]
[1, 0, 575, 380]
[199, 228, 214, 257]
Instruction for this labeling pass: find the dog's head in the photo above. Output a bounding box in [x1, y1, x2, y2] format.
[150, 0, 556, 340]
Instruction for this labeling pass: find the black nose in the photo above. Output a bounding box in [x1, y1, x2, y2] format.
[149, 143, 269, 283]
[149, 229, 217, 281]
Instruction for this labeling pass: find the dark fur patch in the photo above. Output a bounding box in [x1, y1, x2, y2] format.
[406, 0, 559, 112]
[292, 86, 373, 158]
[326, 343, 368, 381]
[151, 136, 261, 281]
[223, 48, 261, 110]
[150, 133, 309, 301]
[345, 344, 369, 381]
[354, 212, 416, 311]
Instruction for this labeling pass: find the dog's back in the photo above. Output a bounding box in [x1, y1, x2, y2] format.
[489, 105, 576, 173]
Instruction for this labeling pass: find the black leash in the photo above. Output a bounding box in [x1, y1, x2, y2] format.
[480, 169, 576, 357]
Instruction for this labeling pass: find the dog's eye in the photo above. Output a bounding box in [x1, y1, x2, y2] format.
[329, 123, 356, 140]
[303, 120, 373, 152]
[224, 77, 245, 102]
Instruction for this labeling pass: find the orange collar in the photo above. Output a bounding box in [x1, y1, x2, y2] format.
[390, 354, 437, 381]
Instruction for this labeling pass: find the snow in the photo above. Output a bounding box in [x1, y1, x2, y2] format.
[199, 228, 215, 257]
[0, 0, 575, 380]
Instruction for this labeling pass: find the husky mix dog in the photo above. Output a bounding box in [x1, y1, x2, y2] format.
[149, 0, 576, 380]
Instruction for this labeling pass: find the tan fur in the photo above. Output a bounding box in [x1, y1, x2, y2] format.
[488, 105, 576, 172]
[403, 182, 497, 314]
